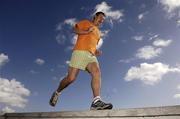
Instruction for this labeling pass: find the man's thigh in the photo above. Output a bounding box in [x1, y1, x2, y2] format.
[67, 66, 80, 79]
[86, 62, 101, 75]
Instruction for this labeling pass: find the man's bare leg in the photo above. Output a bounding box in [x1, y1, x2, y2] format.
[56, 67, 80, 93]
[86, 62, 101, 98]
[86, 62, 113, 110]
[49, 67, 80, 106]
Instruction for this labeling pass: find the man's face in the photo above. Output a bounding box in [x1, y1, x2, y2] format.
[95, 14, 105, 26]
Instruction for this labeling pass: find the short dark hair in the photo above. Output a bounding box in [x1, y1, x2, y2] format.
[95, 12, 106, 17]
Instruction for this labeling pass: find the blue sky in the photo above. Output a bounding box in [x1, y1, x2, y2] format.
[1, 0, 180, 113]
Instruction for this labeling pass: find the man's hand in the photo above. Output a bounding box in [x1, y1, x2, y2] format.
[87, 26, 94, 33]
[95, 50, 102, 56]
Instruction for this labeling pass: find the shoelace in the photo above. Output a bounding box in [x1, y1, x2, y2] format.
[95, 100, 106, 106]
[100, 101, 106, 106]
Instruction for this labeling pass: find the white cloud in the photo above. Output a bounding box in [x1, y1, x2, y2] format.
[56, 34, 66, 45]
[101, 30, 109, 38]
[2, 106, 15, 113]
[35, 58, 45, 65]
[177, 19, 180, 26]
[30, 70, 38, 74]
[56, 18, 77, 31]
[135, 37, 172, 60]
[125, 62, 180, 85]
[177, 84, 180, 90]
[56, 18, 78, 45]
[153, 38, 172, 47]
[94, 2, 124, 21]
[132, 35, 144, 41]
[65, 60, 70, 65]
[159, 0, 180, 13]
[0, 77, 30, 108]
[130, 36, 172, 61]
[64, 18, 77, 27]
[138, 12, 148, 23]
[174, 94, 180, 99]
[0, 53, 9, 67]
[176, 63, 180, 69]
[65, 35, 78, 51]
[118, 57, 136, 63]
[148, 34, 159, 41]
[173, 84, 180, 100]
[138, 13, 144, 21]
[71, 35, 78, 45]
[136, 46, 162, 60]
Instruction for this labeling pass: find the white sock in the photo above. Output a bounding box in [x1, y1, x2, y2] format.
[55, 91, 61, 95]
[93, 96, 101, 104]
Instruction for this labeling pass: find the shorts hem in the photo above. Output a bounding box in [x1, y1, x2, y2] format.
[69, 64, 86, 71]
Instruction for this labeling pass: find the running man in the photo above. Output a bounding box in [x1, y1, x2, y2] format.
[49, 12, 113, 110]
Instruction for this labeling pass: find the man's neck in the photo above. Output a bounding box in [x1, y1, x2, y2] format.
[92, 20, 99, 27]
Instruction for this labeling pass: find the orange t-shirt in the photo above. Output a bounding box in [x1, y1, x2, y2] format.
[73, 19, 101, 55]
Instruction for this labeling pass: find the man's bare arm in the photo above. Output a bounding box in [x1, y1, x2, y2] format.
[73, 25, 94, 35]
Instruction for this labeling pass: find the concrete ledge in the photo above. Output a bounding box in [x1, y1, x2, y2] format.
[2, 105, 180, 119]
[0, 113, 5, 119]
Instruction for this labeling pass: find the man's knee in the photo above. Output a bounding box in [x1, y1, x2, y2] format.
[66, 67, 79, 83]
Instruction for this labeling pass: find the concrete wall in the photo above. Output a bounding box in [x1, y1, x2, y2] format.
[1, 105, 180, 119]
